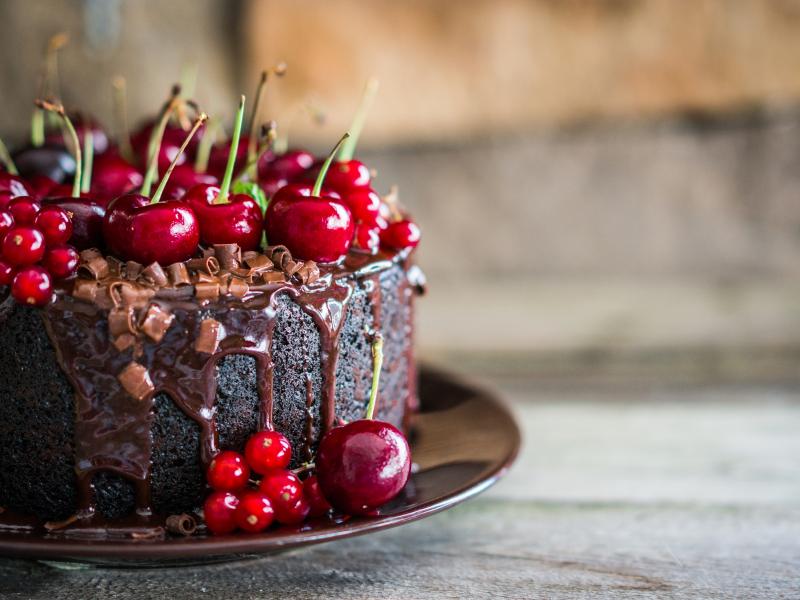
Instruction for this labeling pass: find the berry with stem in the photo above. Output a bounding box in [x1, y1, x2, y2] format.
[206, 450, 250, 492]
[245, 430, 292, 474]
[11, 266, 53, 306]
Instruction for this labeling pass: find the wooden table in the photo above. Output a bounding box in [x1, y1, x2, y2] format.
[1, 375, 798, 598]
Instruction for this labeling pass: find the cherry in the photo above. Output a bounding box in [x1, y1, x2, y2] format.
[2, 227, 46, 266]
[182, 97, 263, 250]
[0, 173, 31, 205]
[34, 205, 72, 244]
[234, 490, 275, 533]
[245, 430, 292, 474]
[258, 149, 314, 184]
[274, 496, 311, 525]
[91, 154, 143, 199]
[12, 145, 76, 185]
[42, 244, 79, 279]
[206, 450, 250, 492]
[203, 491, 240, 535]
[352, 223, 380, 254]
[381, 220, 421, 251]
[11, 266, 53, 307]
[345, 188, 384, 227]
[316, 334, 411, 515]
[27, 175, 58, 198]
[8, 197, 40, 226]
[264, 135, 354, 263]
[0, 210, 14, 241]
[0, 260, 15, 286]
[131, 121, 193, 175]
[45, 112, 109, 156]
[104, 114, 206, 265]
[303, 474, 332, 517]
[206, 136, 249, 180]
[162, 164, 216, 200]
[259, 469, 304, 508]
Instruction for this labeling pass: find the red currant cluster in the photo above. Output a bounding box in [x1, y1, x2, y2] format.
[203, 431, 331, 535]
[0, 196, 78, 306]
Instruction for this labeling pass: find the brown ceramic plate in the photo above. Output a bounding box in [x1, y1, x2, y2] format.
[0, 367, 520, 566]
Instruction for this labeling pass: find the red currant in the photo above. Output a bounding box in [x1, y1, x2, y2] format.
[203, 491, 240, 535]
[234, 490, 275, 533]
[11, 266, 53, 306]
[303, 474, 333, 517]
[43, 245, 80, 279]
[352, 224, 380, 254]
[0, 210, 14, 242]
[2, 227, 46, 266]
[206, 450, 250, 492]
[0, 260, 15, 286]
[274, 496, 310, 525]
[380, 220, 421, 251]
[244, 431, 292, 474]
[7, 197, 41, 226]
[35, 206, 73, 245]
[259, 469, 304, 508]
[345, 188, 382, 224]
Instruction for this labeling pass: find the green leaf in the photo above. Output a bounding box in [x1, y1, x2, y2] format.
[233, 180, 268, 216]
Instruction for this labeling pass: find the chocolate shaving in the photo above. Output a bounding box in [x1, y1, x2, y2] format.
[118, 362, 154, 401]
[44, 513, 80, 531]
[228, 277, 249, 298]
[205, 256, 221, 275]
[165, 513, 197, 536]
[195, 271, 217, 283]
[109, 281, 155, 309]
[140, 304, 175, 343]
[294, 261, 320, 285]
[260, 271, 286, 284]
[73, 279, 99, 302]
[195, 319, 221, 354]
[214, 243, 242, 270]
[125, 261, 143, 280]
[108, 306, 136, 337]
[130, 528, 165, 540]
[195, 281, 220, 301]
[78, 255, 110, 280]
[106, 256, 123, 277]
[265, 245, 292, 271]
[283, 260, 303, 277]
[243, 252, 273, 273]
[167, 262, 191, 287]
[112, 333, 137, 352]
[140, 262, 168, 287]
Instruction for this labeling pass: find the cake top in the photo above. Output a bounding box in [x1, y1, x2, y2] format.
[0, 65, 421, 310]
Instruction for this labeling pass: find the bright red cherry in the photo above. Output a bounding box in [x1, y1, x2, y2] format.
[34, 205, 72, 244]
[234, 490, 275, 533]
[245, 430, 292, 474]
[42, 197, 105, 250]
[259, 469, 304, 508]
[7, 197, 41, 226]
[43, 244, 79, 279]
[0, 260, 15, 286]
[258, 149, 314, 183]
[206, 136, 249, 180]
[11, 266, 53, 306]
[274, 496, 310, 525]
[206, 450, 250, 492]
[303, 474, 333, 517]
[264, 135, 354, 263]
[162, 164, 217, 200]
[345, 188, 384, 226]
[0, 173, 31, 205]
[203, 491, 240, 535]
[91, 154, 143, 199]
[131, 122, 193, 175]
[318, 159, 371, 194]
[316, 334, 411, 515]
[381, 220, 421, 251]
[2, 227, 46, 266]
[352, 224, 380, 254]
[0, 209, 14, 241]
[27, 175, 58, 198]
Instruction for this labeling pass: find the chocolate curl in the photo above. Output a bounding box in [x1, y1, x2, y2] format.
[125, 261, 143, 280]
[112, 333, 137, 352]
[167, 262, 192, 287]
[108, 306, 136, 337]
[130, 528, 165, 540]
[294, 260, 320, 285]
[195, 271, 217, 283]
[105, 256, 123, 277]
[165, 513, 197, 537]
[260, 271, 286, 284]
[195, 318, 221, 354]
[140, 262, 168, 287]
[78, 251, 110, 280]
[243, 251, 274, 272]
[73, 279, 99, 302]
[213, 244, 242, 271]
[140, 304, 175, 343]
[195, 281, 220, 301]
[228, 277, 249, 298]
[283, 259, 303, 278]
[109, 281, 156, 309]
[265, 245, 292, 271]
[118, 362, 154, 401]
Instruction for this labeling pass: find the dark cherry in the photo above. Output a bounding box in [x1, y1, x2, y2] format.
[258, 149, 314, 183]
[234, 490, 275, 533]
[0, 260, 15, 286]
[259, 469, 304, 508]
[162, 164, 217, 200]
[316, 419, 411, 516]
[244, 430, 292, 474]
[2, 226, 46, 266]
[0, 173, 31, 205]
[131, 121, 204, 175]
[10, 266, 53, 306]
[27, 175, 58, 198]
[34, 205, 72, 244]
[91, 154, 143, 199]
[42, 244, 79, 279]
[206, 450, 250, 492]
[45, 113, 109, 155]
[182, 184, 262, 251]
[103, 193, 200, 265]
[12, 145, 76, 184]
[206, 136, 250, 180]
[42, 196, 106, 250]
[0, 210, 13, 241]
[381, 220, 421, 250]
[303, 474, 333, 517]
[203, 491, 240, 535]
[274, 496, 311, 526]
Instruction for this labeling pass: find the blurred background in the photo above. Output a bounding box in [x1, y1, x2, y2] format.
[3, 0, 800, 386]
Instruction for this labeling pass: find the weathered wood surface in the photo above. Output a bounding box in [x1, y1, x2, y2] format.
[1, 378, 798, 599]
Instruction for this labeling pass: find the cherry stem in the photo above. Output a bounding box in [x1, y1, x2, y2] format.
[150, 113, 208, 205]
[140, 90, 182, 197]
[235, 122, 276, 182]
[338, 78, 379, 162]
[36, 100, 82, 198]
[246, 71, 268, 171]
[312, 132, 350, 197]
[215, 95, 246, 205]
[364, 332, 384, 420]
[0, 136, 19, 175]
[80, 132, 94, 194]
[194, 116, 220, 173]
[112, 76, 135, 164]
[31, 110, 45, 148]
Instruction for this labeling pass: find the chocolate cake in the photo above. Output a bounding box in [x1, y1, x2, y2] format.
[0, 244, 424, 533]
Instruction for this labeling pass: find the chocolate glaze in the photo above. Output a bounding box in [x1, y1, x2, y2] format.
[0, 246, 422, 536]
